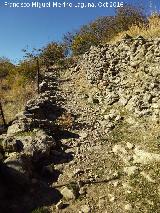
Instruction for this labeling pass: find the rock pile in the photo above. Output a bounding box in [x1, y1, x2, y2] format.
[81, 36, 160, 120]
[0, 69, 60, 182]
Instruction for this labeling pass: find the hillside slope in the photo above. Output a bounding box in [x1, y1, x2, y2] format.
[0, 36, 160, 213]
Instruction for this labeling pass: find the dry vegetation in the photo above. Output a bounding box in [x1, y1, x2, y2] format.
[56, 112, 74, 129]
[110, 14, 160, 43]
[0, 43, 66, 125]
[1, 78, 36, 123]
[0, 60, 37, 124]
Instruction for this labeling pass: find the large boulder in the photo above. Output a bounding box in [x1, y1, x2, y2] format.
[2, 129, 56, 162]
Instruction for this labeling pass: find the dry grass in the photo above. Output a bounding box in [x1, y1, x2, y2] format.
[56, 112, 74, 129]
[0, 74, 36, 123]
[109, 15, 160, 43]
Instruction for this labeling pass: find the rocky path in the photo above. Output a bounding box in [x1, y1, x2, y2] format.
[53, 37, 160, 213]
[53, 65, 160, 213]
[53, 69, 127, 213]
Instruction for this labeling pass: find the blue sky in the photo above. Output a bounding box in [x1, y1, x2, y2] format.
[0, 0, 159, 63]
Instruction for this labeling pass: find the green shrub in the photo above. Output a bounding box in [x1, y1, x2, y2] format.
[0, 57, 15, 79]
[71, 33, 99, 55]
[40, 42, 65, 67]
[16, 59, 37, 80]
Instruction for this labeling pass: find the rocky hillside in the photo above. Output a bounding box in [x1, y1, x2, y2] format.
[0, 35, 160, 213]
[80, 35, 160, 120]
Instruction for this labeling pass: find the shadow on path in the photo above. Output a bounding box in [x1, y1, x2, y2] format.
[0, 163, 62, 213]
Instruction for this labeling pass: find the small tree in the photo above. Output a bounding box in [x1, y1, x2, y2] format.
[71, 33, 99, 55]
[115, 4, 146, 32]
[40, 42, 65, 68]
[16, 60, 38, 80]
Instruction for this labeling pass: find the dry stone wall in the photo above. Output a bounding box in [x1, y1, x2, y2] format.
[80, 36, 160, 120]
[0, 69, 61, 183]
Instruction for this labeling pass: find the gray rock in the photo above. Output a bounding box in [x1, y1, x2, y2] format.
[126, 142, 134, 150]
[133, 147, 160, 164]
[3, 152, 31, 184]
[7, 123, 25, 135]
[56, 200, 64, 210]
[61, 185, 79, 200]
[79, 187, 87, 195]
[79, 132, 88, 139]
[124, 204, 132, 211]
[39, 81, 48, 93]
[123, 166, 139, 176]
[119, 97, 129, 106]
[3, 129, 55, 162]
[81, 205, 91, 213]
